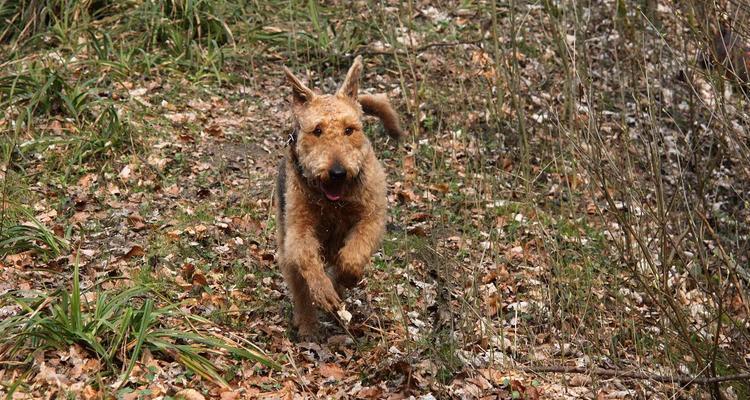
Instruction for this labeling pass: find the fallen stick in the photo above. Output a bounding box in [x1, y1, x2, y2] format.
[519, 365, 750, 385]
[362, 40, 483, 57]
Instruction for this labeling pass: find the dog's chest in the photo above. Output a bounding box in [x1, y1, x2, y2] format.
[315, 202, 362, 251]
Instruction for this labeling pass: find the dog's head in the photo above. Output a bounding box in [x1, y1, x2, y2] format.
[284, 56, 370, 202]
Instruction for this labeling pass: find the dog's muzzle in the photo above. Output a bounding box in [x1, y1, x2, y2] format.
[320, 162, 348, 201]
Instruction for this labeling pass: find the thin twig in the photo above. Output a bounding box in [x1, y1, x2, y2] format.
[360, 40, 482, 57]
[520, 365, 750, 385]
[287, 348, 317, 399]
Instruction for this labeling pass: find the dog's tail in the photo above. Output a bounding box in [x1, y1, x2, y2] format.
[358, 94, 403, 140]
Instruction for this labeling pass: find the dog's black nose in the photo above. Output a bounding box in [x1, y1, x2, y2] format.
[329, 164, 347, 181]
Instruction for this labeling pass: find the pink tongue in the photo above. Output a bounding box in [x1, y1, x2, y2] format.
[325, 192, 341, 201]
[320, 182, 343, 201]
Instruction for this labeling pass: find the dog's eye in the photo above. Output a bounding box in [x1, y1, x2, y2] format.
[344, 127, 354, 136]
[313, 126, 322, 136]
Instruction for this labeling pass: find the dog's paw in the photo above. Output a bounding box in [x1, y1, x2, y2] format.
[306, 272, 342, 312]
[335, 250, 366, 289]
[295, 323, 321, 342]
[333, 268, 363, 290]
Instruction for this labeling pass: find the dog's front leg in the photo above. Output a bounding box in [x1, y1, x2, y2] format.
[284, 226, 342, 313]
[334, 207, 387, 290]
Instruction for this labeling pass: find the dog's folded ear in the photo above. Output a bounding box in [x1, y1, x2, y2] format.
[358, 93, 403, 140]
[337, 55, 363, 100]
[283, 66, 315, 106]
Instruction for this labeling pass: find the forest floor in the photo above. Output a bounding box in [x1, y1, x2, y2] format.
[1, 1, 749, 399]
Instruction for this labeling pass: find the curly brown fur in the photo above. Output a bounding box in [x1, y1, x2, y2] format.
[275, 56, 401, 338]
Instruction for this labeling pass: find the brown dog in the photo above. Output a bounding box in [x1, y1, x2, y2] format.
[276, 56, 402, 337]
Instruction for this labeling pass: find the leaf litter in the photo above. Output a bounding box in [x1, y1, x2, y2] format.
[2, 1, 749, 399]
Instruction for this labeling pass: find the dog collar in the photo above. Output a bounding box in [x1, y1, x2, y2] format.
[287, 127, 306, 181]
[286, 126, 298, 147]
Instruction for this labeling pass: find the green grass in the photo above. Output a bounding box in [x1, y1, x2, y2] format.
[0, 210, 69, 258]
[1, 0, 749, 397]
[0, 260, 279, 395]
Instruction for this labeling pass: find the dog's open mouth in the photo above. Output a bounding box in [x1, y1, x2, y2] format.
[320, 181, 345, 201]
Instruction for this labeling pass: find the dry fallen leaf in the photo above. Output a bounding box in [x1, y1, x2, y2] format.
[118, 165, 132, 180]
[121, 392, 140, 400]
[356, 386, 384, 399]
[5, 251, 34, 268]
[127, 213, 147, 231]
[409, 212, 432, 222]
[181, 263, 196, 281]
[219, 390, 241, 400]
[336, 306, 352, 325]
[205, 123, 224, 137]
[82, 385, 100, 400]
[122, 245, 145, 260]
[396, 188, 419, 203]
[192, 271, 208, 288]
[175, 388, 205, 400]
[71, 211, 90, 224]
[47, 119, 63, 135]
[429, 183, 450, 193]
[568, 374, 592, 387]
[406, 225, 427, 237]
[166, 112, 197, 124]
[319, 363, 346, 381]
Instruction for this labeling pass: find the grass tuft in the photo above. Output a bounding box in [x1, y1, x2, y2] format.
[0, 211, 69, 258]
[0, 259, 280, 391]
